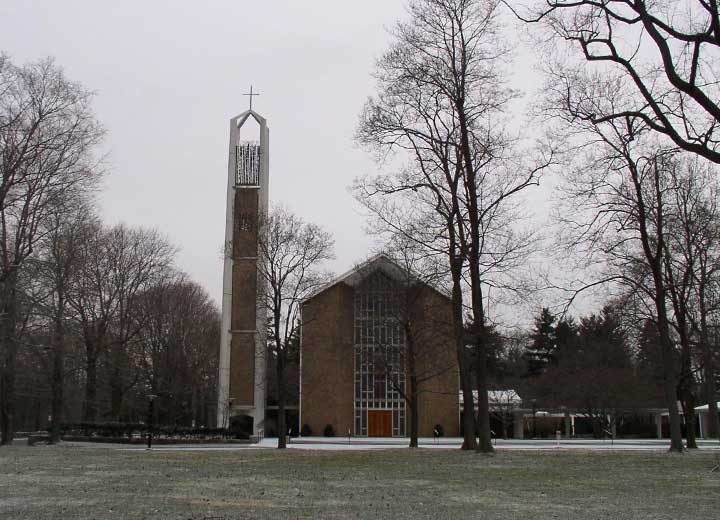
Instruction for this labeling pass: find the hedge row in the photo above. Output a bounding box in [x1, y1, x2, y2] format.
[60, 422, 247, 439]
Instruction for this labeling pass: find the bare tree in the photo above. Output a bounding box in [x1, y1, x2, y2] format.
[547, 72, 688, 450]
[662, 158, 720, 443]
[135, 273, 220, 426]
[258, 207, 334, 449]
[104, 225, 176, 420]
[510, 0, 720, 163]
[688, 173, 720, 438]
[30, 201, 95, 441]
[356, 0, 550, 451]
[0, 56, 103, 444]
[68, 223, 175, 422]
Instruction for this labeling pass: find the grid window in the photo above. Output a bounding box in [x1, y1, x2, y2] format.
[353, 271, 406, 437]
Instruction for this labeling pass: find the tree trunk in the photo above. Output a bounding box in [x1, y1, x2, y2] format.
[677, 326, 697, 449]
[109, 363, 123, 422]
[450, 256, 476, 450]
[50, 325, 64, 443]
[0, 338, 16, 445]
[0, 268, 19, 445]
[277, 349, 287, 449]
[681, 392, 698, 449]
[49, 266, 68, 443]
[409, 372, 419, 448]
[698, 280, 719, 438]
[458, 103, 494, 454]
[629, 158, 683, 452]
[84, 344, 98, 423]
[191, 387, 198, 428]
[474, 348, 493, 453]
[406, 325, 419, 448]
[564, 410, 571, 438]
[656, 309, 684, 452]
[592, 416, 602, 439]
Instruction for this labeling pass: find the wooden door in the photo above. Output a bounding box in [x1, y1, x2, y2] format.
[368, 410, 392, 437]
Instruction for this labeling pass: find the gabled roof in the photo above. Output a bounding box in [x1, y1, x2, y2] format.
[303, 253, 449, 303]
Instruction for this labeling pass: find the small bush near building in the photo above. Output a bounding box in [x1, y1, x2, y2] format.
[434, 424, 444, 437]
[229, 415, 254, 438]
[323, 424, 335, 437]
[301, 424, 313, 436]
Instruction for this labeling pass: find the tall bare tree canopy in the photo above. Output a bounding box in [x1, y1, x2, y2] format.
[356, 0, 550, 452]
[135, 274, 220, 426]
[523, 1, 720, 451]
[258, 206, 334, 448]
[11, 214, 220, 436]
[68, 223, 176, 423]
[511, 0, 720, 163]
[0, 56, 103, 444]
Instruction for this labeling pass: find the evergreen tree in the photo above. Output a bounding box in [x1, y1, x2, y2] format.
[529, 304, 637, 436]
[577, 305, 631, 371]
[554, 317, 578, 362]
[635, 318, 668, 407]
[525, 308, 556, 376]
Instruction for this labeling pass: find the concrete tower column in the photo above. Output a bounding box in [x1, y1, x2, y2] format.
[217, 109, 269, 435]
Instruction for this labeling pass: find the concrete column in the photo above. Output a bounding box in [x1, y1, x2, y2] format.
[655, 413, 663, 439]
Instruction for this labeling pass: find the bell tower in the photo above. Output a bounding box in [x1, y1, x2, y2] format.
[217, 93, 269, 434]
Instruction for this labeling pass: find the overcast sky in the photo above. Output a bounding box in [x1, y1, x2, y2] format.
[1, 1, 565, 322]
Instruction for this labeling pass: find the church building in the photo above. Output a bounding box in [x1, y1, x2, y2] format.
[299, 255, 460, 438]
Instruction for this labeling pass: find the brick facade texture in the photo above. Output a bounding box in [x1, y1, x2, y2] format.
[301, 283, 355, 437]
[228, 187, 260, 408]
[229, 333, 255, 406]
[300, 279, 459, 437]
[412, 287, 460, 437]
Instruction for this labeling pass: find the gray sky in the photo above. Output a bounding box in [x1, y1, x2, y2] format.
[0, 0, 415, 303]
[1, 1, 570, 322]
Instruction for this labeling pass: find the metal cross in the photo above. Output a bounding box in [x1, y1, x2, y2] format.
[243, 85, 260, 111]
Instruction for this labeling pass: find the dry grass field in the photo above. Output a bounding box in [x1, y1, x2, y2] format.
[1, 444, 719, 519]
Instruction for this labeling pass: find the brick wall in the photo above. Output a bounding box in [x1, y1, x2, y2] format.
[300, 280, 460, 437]
[228, 187, 259, 408]
[300, 283, 355, 437]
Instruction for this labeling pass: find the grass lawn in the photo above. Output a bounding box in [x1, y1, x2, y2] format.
[1, 445, 719, 519]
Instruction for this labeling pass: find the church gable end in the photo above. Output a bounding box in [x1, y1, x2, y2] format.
[300, 258, 459, 437]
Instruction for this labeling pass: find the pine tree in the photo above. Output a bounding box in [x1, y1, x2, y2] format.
[635, 319, 667, 407]
[525, 308, 556, 376]
[554, 317, 578, 362]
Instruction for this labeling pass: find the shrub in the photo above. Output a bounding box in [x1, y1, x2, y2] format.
[323, 424, 335, 437]
[301, 423, 313, 436]
[59, 423, 242, 440]
[229, 415, 253, 438]
[433, 424, 444, 437]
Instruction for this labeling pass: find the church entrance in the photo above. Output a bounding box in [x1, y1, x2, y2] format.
[368, 410, 392, 437]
